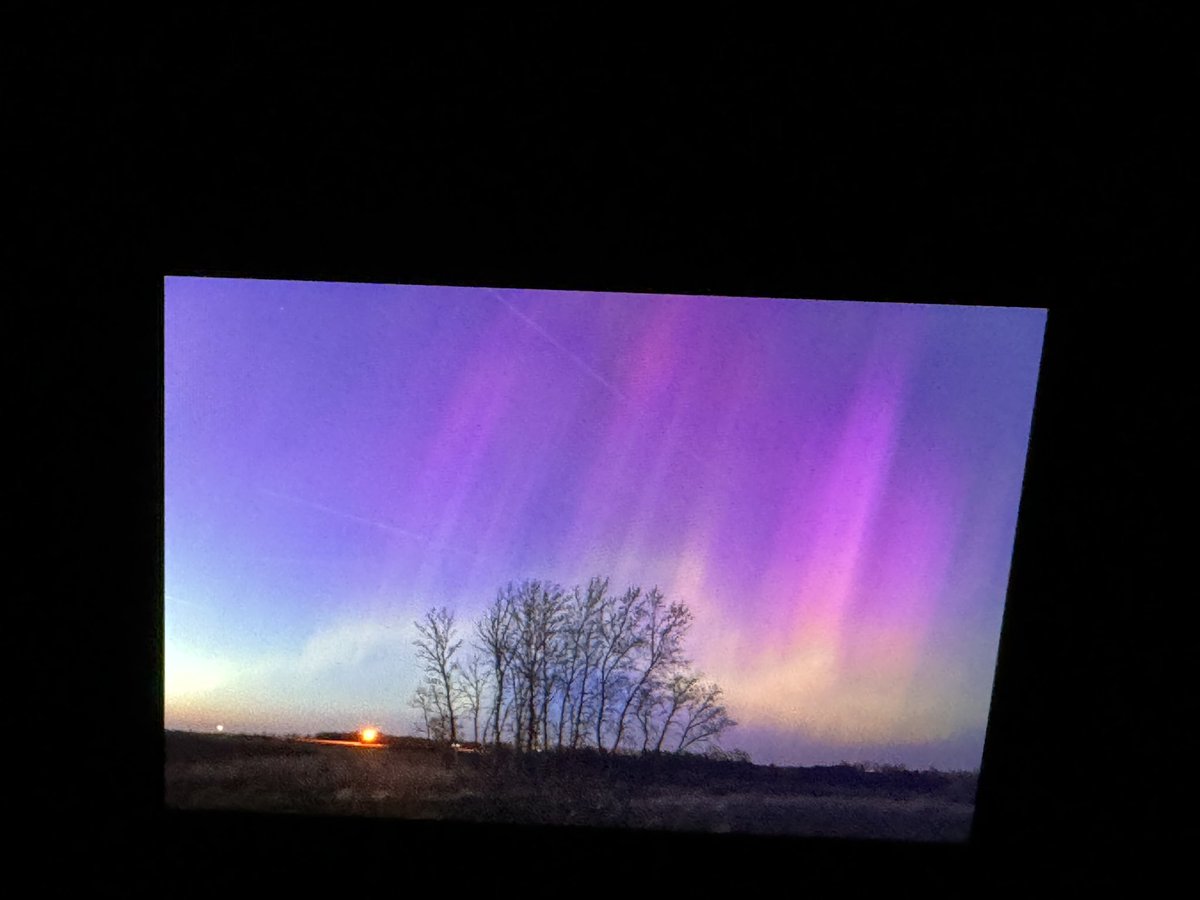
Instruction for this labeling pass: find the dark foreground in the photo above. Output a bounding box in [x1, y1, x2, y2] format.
[165, 731, 976, 842]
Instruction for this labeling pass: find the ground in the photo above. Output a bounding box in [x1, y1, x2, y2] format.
[164, 731, 976, 842]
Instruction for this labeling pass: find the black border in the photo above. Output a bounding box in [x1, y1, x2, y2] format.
[35, 12, 1183, 889]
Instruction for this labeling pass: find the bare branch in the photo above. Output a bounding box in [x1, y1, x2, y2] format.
[413, 606, 462, 743]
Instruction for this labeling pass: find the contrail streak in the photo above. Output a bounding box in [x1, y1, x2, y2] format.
[492, 289, 709, 468]
[258, 489, 482, 561]
[491, 289, 630, 402]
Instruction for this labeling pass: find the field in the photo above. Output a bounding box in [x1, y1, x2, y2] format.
[165, 731, 977, 842]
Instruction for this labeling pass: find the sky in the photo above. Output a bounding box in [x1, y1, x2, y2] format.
[164, 277, 1045, 770]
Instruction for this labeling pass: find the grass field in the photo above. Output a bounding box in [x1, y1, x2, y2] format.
[165, 731, 977, 842]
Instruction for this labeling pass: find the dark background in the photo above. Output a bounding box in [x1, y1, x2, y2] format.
[22, 9, 1184, 891]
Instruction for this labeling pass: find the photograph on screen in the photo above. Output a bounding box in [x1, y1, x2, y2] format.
[164, 277, 1045, 842]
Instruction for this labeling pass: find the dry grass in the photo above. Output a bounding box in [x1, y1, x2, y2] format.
[167, 739, 467, 818]
[628, 789, 972, 841]
[165, 732, 974, 841]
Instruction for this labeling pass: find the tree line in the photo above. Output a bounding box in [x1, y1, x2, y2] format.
[409, 577, 736, 756]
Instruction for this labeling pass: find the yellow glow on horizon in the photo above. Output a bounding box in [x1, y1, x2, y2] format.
[360, 727, 379, 743]
[164, 643, 233, 699]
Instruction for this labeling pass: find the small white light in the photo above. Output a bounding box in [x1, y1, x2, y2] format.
[216, 724, 224, 732]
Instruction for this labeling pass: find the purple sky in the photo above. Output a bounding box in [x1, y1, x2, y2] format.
[164, 277, 1044, 769]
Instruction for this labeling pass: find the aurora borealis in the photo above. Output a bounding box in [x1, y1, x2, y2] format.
[164, 277, 1045, 769]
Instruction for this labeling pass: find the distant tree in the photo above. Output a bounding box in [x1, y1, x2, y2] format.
[508, 580, 565, 752]
[674, 677, 736, 753]
[535, 587, 567, 752]
[704, 746, 751, 763]
[592, 586, 646, 751]
[410, 681, 449, 741]
[456, 654, 489, 744]
[413, 607, 462, 744]
[609, 587, 692, 752]
[475, 587, 518, 748]
[633, 684, 661, 753]
[654, 672, 697, 753]
[508, 662, 528, 751]
[558, 576, 608, 749]
[442, 575, 738, 757]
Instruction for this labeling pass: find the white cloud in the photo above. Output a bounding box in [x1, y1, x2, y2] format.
[292, 614, 417, 675]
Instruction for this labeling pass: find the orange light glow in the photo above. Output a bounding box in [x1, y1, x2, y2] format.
[360, 727, 379, 743]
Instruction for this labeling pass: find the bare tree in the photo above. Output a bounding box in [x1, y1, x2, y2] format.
[654, 671, 697, 753]
[410, 680, 449, 741]
[508, 580, 566, 752]
[633, 684, 661, 753]
[535, 584, 566, 751]
[442, 575, 738, 758]
[591, 586, 646, 751]
[509, 664, 528, 751]
[563, 576, 608, 749]
[410, 683, 434, 739]
[609, 587, 692, 752]
[475, 587, 518, 748]
[674, 677, 736, 753]
[456, 654, 489, 744]
[552, 584, 582, 749]
[414, 606, 462, 744]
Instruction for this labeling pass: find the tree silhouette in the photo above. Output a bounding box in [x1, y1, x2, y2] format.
[608, 587, 692, 752]
[456, 654, 489, 744]
[409, 681, 448, 741]
[413, 606, 462, 744]
[419, 576, 737, 756]
[591, 585, 645, 751]
[559, 576, 608, 749]
[674, 678, 736, 753]
[475, 587, 517, 748]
